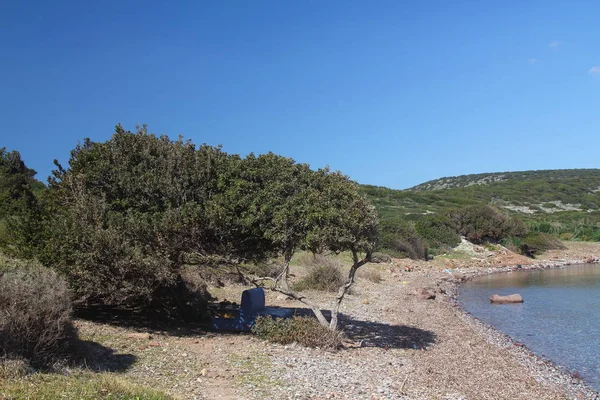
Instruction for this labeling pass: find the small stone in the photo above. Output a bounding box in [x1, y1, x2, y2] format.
[362, 298, 370, 304]
[417, 288, 436, 300]
[126, 333, 151, 340]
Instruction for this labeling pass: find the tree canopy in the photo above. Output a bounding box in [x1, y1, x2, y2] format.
[33, 125, 378, 325]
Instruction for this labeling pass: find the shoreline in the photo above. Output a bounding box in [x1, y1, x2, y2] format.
[445, 257, 600, 399]
[28, 244, 600, 400]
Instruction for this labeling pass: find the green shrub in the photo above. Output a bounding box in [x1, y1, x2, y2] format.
[501, 236, 521, 253]
[252, 316, 343, 349]
[518, 232, 566, 258]
[448, 205, 527, 244]
[379, 219, 428, 260]
[559, 232, 574, 241]
[414, 214, 461, 251]
[387, 237, 428, 260]
[0, 264, 76, 368]
[294, 255, 344, 292]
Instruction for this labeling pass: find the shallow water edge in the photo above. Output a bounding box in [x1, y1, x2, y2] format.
[445, 257, 600, 399]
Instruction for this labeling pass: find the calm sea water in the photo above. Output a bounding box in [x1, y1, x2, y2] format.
[459, 264, 600, 390]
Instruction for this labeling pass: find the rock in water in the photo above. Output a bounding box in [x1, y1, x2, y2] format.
[490, 294, 523, 304]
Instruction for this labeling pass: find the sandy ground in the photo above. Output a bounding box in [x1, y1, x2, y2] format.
[72, 241, 600, 400]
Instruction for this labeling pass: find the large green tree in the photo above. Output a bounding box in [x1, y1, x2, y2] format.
[41, 125, 228, 317]
[41, 124, 379, 328]
[244, 167, 379, 330]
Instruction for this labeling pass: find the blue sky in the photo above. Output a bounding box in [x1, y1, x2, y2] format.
[1, 0, 599, 189]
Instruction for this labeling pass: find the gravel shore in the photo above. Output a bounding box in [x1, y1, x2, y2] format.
[75, 242, 600, 400]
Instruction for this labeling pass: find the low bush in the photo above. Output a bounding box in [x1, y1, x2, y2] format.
[293, 254, 344, 292]
[518, 232, 566, 258]
[414, 214, 461, 251]
[370, 252, 392, 263]
[559, 232, 574, 241]
[0, 264, 76, 368]
[252, 316, 343, 349]
[357, 268, 382, 283]
[448, 205, 527, 244]
[387, 237, 428, 260]
[379, 219, 428, 260]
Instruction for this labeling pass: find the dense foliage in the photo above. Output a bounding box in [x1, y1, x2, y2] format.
[362, 169, 600, 255]
[0, 148, 43, 257]
[1, 125, 378, 324]
[447, 205, 527, 244]
[379, 218, 428, 259]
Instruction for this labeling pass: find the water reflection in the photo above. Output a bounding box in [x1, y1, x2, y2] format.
[470, 265, 600, 289]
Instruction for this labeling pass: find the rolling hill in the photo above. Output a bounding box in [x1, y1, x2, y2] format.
[360, 169, 600, 240]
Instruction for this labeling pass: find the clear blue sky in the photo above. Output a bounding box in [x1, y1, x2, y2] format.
[1, 0, 599, 189]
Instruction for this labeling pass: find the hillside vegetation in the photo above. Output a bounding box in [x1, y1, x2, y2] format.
[361, 169, 600, 243]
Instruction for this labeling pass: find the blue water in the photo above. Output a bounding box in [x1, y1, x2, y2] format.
[459, 264, 600, 390]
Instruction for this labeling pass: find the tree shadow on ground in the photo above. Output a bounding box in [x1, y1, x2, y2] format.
[75, 305, 436, 350]
[72, 339, 137, 372]
[289, 308, 437, 350]
[75, 305, 210, 337]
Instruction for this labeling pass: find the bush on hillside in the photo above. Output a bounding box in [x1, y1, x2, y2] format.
[388, 236, 428, 260]
[448, 205, 527, 244]
[518, 232, 567, 258]
[414, 214, 461, 253]
[0, 264, 76, 368]
[252, 316, 343, 349]
[293, 254, 344, 292]
[379, 219, 428, 260]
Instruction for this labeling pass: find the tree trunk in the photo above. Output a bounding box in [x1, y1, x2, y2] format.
[329, 249, 370, 331]
[247, 249, 371, 331]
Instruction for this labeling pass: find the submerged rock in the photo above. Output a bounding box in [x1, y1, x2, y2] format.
[490, 294, 523, 304]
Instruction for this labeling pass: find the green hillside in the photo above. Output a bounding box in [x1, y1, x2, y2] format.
[360, 169, 600, 241]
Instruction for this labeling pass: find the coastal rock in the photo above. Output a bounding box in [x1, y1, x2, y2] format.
[417, 288, 436, 300]
[490, 294, 523, 304]
[452, 272, 467, 282]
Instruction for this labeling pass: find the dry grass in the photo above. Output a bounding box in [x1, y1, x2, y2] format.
[0, 372, 172, 400]
[293, 254, 344, 292]
[0, 264, 76, 368]
[357, 267, 383, 283]
[0, 358, 30, 380]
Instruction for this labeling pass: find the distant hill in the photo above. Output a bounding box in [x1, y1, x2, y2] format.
[360, 169, 600, 239]
[410, 169, 600, 193]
